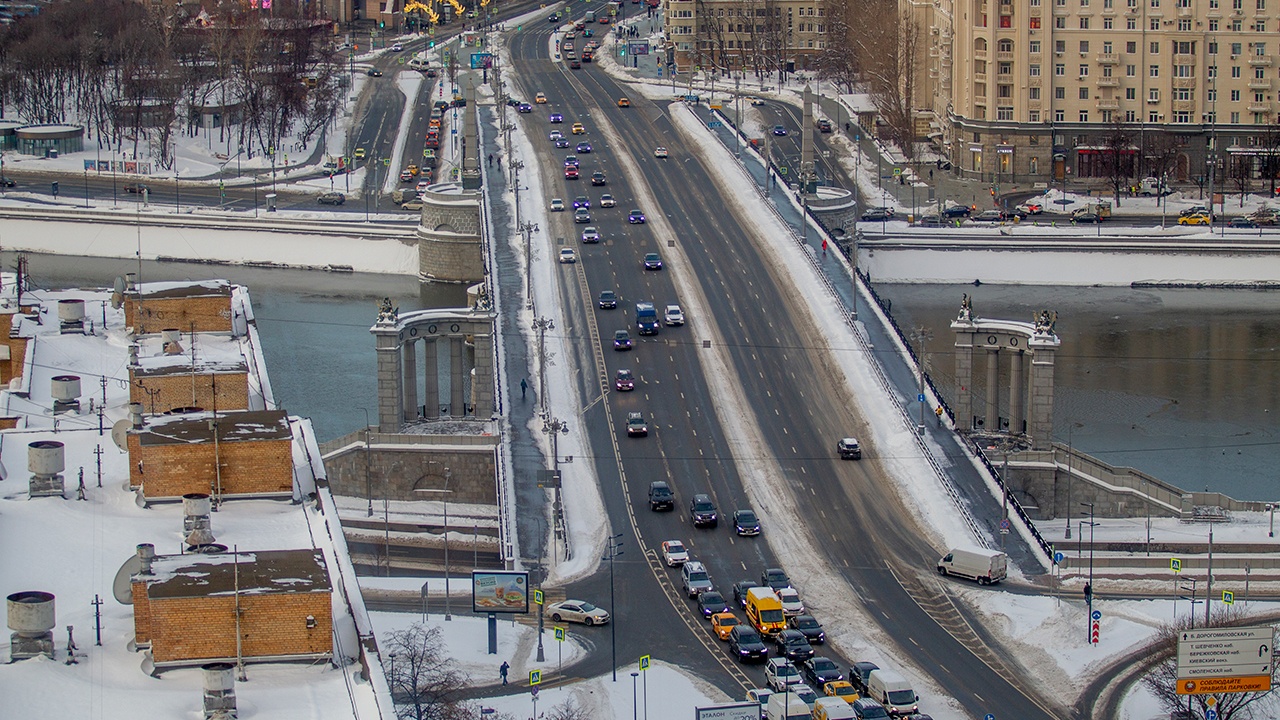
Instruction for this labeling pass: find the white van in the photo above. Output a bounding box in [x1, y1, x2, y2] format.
[811, 696, 856, 720]
[936, 546, 1008, 585]
[865, 670, 918, 716]
[766, 692, 811, 720]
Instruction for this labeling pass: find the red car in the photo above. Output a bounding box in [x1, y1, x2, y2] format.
[615, 369, 635, 391]
[564, 167, 579, 179]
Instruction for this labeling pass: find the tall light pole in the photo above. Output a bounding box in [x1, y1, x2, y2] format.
[909, 326, 933, 434]
[1268, 503, 1275, 538]
[631, 672, 639, 720]
[417, 463, 453, 620]
[605, 533, 624, 681]
[361, 407, 373, 516]
[1081, 501, 1096, 642]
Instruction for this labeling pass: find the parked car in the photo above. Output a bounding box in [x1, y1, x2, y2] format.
[733, 509, 761, 536]
[861, 208, 893, 222]
[649, 481, 675, 510]
[661, 540, 689, 566]
[690, 494, 719, 527]
[124, 182, 149, 194]
[547, 599, 610, 625]
[1073, 211, 1103, 224]
[971, 209, 1007, 222]
[941, 204, 972, 218]
[1228, 217, 1258, 228]
[318, 192, 346, 205]
[917, 215, 945, 227]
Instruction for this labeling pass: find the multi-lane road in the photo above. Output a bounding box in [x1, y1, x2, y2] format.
[504, 11, 1063, 719]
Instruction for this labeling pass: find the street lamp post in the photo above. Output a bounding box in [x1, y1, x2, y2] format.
[417, 465, 453, 620]
[1081, 502, 1096, 642]
[1268, 503, 1275, 538]
[631, 672, 640, 720]
[605, 533, 624, 681]
[83, 170, 89, 208]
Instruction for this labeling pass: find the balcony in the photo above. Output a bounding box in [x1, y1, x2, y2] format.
[1177, 6, 1193, 17]
[1248, 102, 1272, 112]
[975, 72, 989, 84]
[1096, 76, 1119, 87]
[1173, 53, 1196, 65]
[1249, 56, 1274, 66]
[996, 51, 1014, 61]
[1096, 52, 1118, 64]
[1097, 98, 1119, 110]
[974, 49, 989, 61]
[1172, 99, 1195, 112]
[1250, 79, 1272, 89]
[1173, 77, 1198, 89]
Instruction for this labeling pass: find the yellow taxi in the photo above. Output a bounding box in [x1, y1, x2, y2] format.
[535, 92, 547, 104]
[353, 147, 366, 160]
[571, 122, 586, 135]
[1178, 212, 1212, 226]
[617, 97, 631, 108]
[822, 681, 859, 704]
[710, 612, 739, 640]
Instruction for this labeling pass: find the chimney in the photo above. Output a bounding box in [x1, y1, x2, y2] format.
[183, 493, 215, 547]
[202, 663, 238, 719]
[136, 543, 156, 575]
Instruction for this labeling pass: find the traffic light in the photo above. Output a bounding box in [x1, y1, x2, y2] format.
[51, 181, 58, 197]
[1083, 582, 1092, 604]
[430, 40, 435, 47]
[379, 20, 385, 28]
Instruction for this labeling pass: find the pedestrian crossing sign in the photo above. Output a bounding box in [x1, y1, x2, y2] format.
[639, 655, 650, 670]
[530, 670, 542, 685]
[554, 626, 566, 641]
[534, 589, 544, 605]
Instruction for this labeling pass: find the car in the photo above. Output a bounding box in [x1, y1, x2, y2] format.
[626, 411, 648, 436]
[837, 437, 862, 460]
[555, 137, 570, 148]
[390, 43, 403, 51]
[416, 179, 432, 192]
[1073, 211, 1102, 224]
[424, 69, 438, 78]
[772, 125, 788, 136]
[548, 11, 560, 20]
[517, 103, 533, 113]
[124, 182, 149, 194]
[777, 587, 804, 616]
[574, 208, 590, 223]
[615, 368, 636, 391]
[600, 193, 616, 207]
[733, 580, 759, 607]
[563, 42, 575, 52]
[550, 198, 565, 212]
[628, 209, 646, 224]
[547, 599, 610, 625]
[401, 199, 425, 211]
[318, 192, 346, 205]
[1180, 205, 1211, 218]
[690, 494, 718, 527]
[591, 171, 607, 186]
[762, 568, 790, 591]
[550, 113, 564, 123]
[972, 209, 1007, 222]
[849, 662, 880, 694]
[850, 699, 891, 719]
[399, 169, 415, 182]
[681, 560, 713, 596]
[366, 67, 383, 77]
[664, 305, 685, 326]
[1229, 217, 1258, 228]
[941, 204, 972, 218]
[794, 687, 818, 709]
[618, 97, 631, 107]
[698, 591, 731, 618]
[643, 253, 662, 270]
[648, 481, 674, 510]
[568, 58, 582, 69]
[535, 92, 547, 104]
[789, 614, 825, 644]
[576, 142, 593, 153]
[733, 509, 761, 536]
[729, 625, 769, 663]
[803, 657, 844, 687]
[750, 96, 766, 106]
[654, 146, 669, 158]
[559, 248, 577, 264]
[0, 177, 14, 188]
[614, 329, 633, 350]
[354, 147, 366, 160]
[565, 166, 580, 179]
[765, 658, 804, 692]
[550, 129, 564, 140]
[1016, 201, 1043, 216]
[598, 290, 618, 309]
[861, 208, 893, 222]
[917, 215, 945, 228]
[774, 629, 814, 663]
[1178, 211, 1212, 226]
[581, 226, 601, 243]
[572, 122, 586, 134]
[661, 539, 688, 566]
[711, 612, 740, 640]
[824, 681, 859, 703]
[816, 118, 833, 133]
[572, 194, 590, 208]
[564, 155, 580, 168]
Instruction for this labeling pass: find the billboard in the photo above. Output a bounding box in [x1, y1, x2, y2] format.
[695, 702, 759, 720]
[472, 571, 529, 613]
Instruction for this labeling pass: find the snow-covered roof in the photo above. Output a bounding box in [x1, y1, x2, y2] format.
[138, 409, 293, 445]
[133, 331, 249, 377]
[137, 279, 232, 300]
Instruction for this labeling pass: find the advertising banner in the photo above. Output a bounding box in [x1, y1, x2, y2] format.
[472, 571, 529, 613]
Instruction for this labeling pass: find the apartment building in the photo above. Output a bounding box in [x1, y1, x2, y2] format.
[664, 0, 827, 75]
[915, 0, 1280, 184]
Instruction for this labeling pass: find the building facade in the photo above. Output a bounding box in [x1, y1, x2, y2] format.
[664, 0, 828, 75]
[914, 0, 1280, 185]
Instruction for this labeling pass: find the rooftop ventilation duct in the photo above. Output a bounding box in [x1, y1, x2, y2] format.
[7, 591, 55, 660]
[57, 299, 85, 334]
[27, 441, 65, 498]
[51, 375, 81, 415]
[183, 493, 215, 547]
[202, 663, 238, 718]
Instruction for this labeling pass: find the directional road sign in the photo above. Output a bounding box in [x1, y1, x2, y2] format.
[985, 715, 996, 720]
[1206, 710, 1218, 720]
[1177, 625, 1274, 695]
[1053, 551, 1065, 564]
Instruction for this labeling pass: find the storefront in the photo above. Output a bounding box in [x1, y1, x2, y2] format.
[15, 124, 84, 157]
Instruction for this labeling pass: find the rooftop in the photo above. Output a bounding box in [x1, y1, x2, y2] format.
[145, 549, 331, 599]
[137, 409, 293, 445]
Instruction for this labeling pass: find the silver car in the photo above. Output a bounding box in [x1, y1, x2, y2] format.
[547, 599, 610, 625]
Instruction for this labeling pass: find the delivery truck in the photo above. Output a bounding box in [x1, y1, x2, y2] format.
[936, 547, 1008, 585]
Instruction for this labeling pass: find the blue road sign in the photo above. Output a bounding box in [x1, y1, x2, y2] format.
[1054, 551, 1065, 564]
[917, 393, 926, 402]
[985, 714, 995, 720]
[1091, 610, 1102, 621]
[708, 121, 722, 128]
[1206, 710, 1217, 720]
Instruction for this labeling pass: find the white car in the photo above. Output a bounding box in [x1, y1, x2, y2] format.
[547, 599, 610, 625]
[664, 304, 685, 326]
[600, 193, 617, 207]
[559, 248, 577, 264]
[391, 43, 404, 52]
[662, 540, 689, 566]
[550, 198, 565, 212]
[654, 146, 668, 158]
[550, 130, 564, 141]
[777, 587, 804, 616]
[764, 658, 803, 692]
[750, 97, 766, 106]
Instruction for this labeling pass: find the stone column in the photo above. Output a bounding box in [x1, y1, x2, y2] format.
[451, 337, 465, 416]
[953, 329, 974, 429]
[1009, 349, 1024, 434]
[373, 324, 403, 433]
[423, 339, 439, 417]
[472, 328, 494, 418]
[1028, 345, 1057, 450]
[985, 348, 1000, 432]
[403, 338, 418, 423]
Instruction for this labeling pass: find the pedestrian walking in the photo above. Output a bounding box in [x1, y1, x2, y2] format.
[488, 153, 493, 167]
[935, 406, 943, 427]
[821, 238, 827, 256]
[500, 661, 509, 685]
[520, 378, 528, 399]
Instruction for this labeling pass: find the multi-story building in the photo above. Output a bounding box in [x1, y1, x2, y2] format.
[664, 0, 828, 76]
[915, 0, 1280, 185]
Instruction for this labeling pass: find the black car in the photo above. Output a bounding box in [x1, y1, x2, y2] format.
[802, 657, 844, 687]
[690, 494, 718, 527]
[941, 204, 972, 218]
[732, 580, 759, 608]
[849, 661, 880, 693]
[598, 290, 618, 309]
[1228, 217, 1258, 228]
[733, 509, 761, 536]
[648, 481, 674, 511]
[0, 178, 15, 188]
[729, 625, 769, 663]
[366, 67, 383, 77]
[697, 591, 730, 618]
[774, 629, 814, 663]
[591, 171, 607, 186]
[860, 208, 893, 222]
[788, 614, 825, 644]
[762, 567, 790, 591]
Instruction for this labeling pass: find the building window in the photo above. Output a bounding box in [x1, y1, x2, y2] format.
[997, 107, 1014, 120]
[1150, 18, 1161, 30]
[1209, 19, 1219, 30]
[1209, 41, 1218, 54]
[999, 39, 1014, 52]
[1056, 86, 1066, 99]
[999, 62, 1012, 75]
[1149, 111, 1160, 122]
[1150, 65, 1160, 77]
[1080, 41, 1090, 53]
[1080, 87, 1090, 99]
[1079, 110, 1090, 122]
[1178, 19, 1192, 30]
[1256, 91, 1266, 102]
[1056, 16, 1067, 28]
[1150, 0, 1159, 5]
[1127, 87, 1137, 99]
[1231, 19, 1242, 30]
[1030, 110, 1042, 122]
[1150, 42, 1160, 55]
[1208, 88, 1217, 101]
[1030, 156, 1039, 174]
[1103, 66, 1114, 77]
[1175, 88, 1192, 100]
[1149, 88, 1160, 101]
[1258, 0, 1266, 7]
[1174, 65, 1194, 77]
[1104, 17, 1114, 28]
[1030, 87, 1042, 99]
[1173, 111, 1191, 122]
[1255, 42, 1268, 56]
[1127, 64, 1137, 77]
[1030, 41, 1042, 53]
[1104, 41, 1114, 53]
[1208, 65, 1217, 78]
[1056, 63, 1066, 75]
[1080, 17, 1090, 28]
[1056, 109, 1066, 121]
[1080, 64, 1090, 76]
[1231, 111, 1241, 122]
[999, 84, 1014, 97]
[1001, 14, 1012, 27]
[1232, 65, 1242, 77]
[1056, 40, 1066, 53]
[1257, 67, 1267, 78]
[1255, 21, 1267, 31]
[1210, 0, 1219, 6]
[1128, 18, 1138, 29]
[1127, 41, 1137, 53]
[1126, 110, 1137, 121]
[1030, 63, 1041, 76]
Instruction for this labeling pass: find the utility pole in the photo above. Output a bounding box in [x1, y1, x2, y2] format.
[520, 221, 539, 308]
[1205, 524, 1214, 626]
[605, 534, 624, 682]
[532, 317, 554, 418]
[909, 326, 933, 434]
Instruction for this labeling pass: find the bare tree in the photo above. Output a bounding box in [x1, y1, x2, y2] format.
[1140, 610, 1277, 720]
[1144, 132, 1183, 187]
[383, 624, 470, 720]
[1230, 154, 1252, 207]
[1098, 119, 1135, 206]
[858, 0, 919, 158]
[544, 697, 592, 720]
[817, 0, 856, 94]
[1258, 122, 1280, 197]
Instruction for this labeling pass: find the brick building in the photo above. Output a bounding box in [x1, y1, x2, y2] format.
[128, 410, 294, 501]
[131, 549, 333, 667]
[664, 0, 829, 75]
[129, 331, 252, 413]
[0, 307, 33, 387]
[125, 280, 235, 336]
